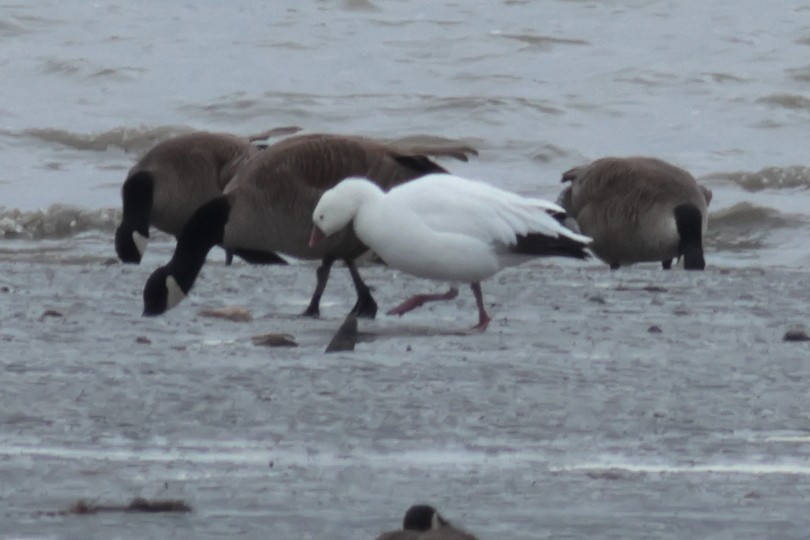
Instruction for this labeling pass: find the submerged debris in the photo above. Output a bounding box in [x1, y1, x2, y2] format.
[783, 326, 810, 342]
[38, 309, 64, 321]
[198, 306, 252, 322]
[252, 333, 298, 347]
[615, 285, 668, 293]
[72, 497, 191, 514]
[37, 497, 192, 517]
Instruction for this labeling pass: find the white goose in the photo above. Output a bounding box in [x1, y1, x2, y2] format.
[310, 173, 592, 331]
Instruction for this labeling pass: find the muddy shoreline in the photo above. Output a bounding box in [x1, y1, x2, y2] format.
[0, 252, 809, 539]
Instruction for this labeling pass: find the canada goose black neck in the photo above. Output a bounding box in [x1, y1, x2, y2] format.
[674, 202, 705, 270]
[142, 196, 231, 316]
[115, 171, 153, 263]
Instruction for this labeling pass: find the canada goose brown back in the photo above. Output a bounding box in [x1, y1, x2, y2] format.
[222, 134, 451, 260]
[142, 133, 467, 318]
[375, 505, 479, 540]
[115, 131, 260, 263]
[559, 156, 710, 270]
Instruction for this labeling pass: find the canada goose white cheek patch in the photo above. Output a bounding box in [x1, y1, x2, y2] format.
[165, 275, 186, 311]
[132, 231, 149, 258]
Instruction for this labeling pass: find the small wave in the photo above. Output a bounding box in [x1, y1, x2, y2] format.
[341, 0, 380, 11]
[531, 143, 576, 163]
[703, 165, 810, 191]
[40, 57, 145, 81]
[494, 31, 589, 49]
[14, 125, 194, 153]
[788, 64, 810, 82]
[706, 202, 804, 252]
[0, 19, 27, 37]
[0, 206, 120, 240]
[757, 93, 810, 111]
[701, 72, 748, 84]
[552, 462, 810, 475]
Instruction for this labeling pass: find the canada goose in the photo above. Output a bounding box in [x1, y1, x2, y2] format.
[142, 133, 475, 319]
[557, 156, 711, 270]
[115, 129, 298, 265]
[375, 504, 479, 540]
[310, 173, 591, 332]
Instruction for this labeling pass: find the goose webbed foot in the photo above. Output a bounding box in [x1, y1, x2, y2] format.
[350, 292, 378, 319]
[662, 259, 672, 270]
[301, 257, 336, 318]
[345, 259, 377, 319]
[469, 282, 491, 333]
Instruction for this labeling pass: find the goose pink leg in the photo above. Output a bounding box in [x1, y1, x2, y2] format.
[387, 287, 459, 316]
[470, 282, 491, 332]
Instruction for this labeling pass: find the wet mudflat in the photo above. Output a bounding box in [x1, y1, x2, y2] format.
[1, 251, 809, 539]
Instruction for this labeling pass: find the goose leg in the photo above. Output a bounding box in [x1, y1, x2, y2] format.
[469, 282, 491, 332]
[387, 287, 459, 317]
[661, 259, 672, 270]
[302, 256, 336, 318]
[225, 249, 234, 266]
[345, 259, 378, 319]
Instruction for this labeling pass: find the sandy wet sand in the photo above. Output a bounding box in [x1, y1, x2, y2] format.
[0, 251, 808, 539]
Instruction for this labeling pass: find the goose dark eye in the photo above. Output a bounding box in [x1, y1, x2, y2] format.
[319, 214, 324, 221]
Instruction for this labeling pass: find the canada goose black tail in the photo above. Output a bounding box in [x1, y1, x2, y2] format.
[513, 232, 590, 260]
[115, 171, 153, 263]
[674, 202, 705, 270]
[392, 154, 448, 175]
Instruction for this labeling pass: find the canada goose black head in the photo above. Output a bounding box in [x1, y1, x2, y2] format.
[142, 266, 184, 316]
[142, 196, 232, 316]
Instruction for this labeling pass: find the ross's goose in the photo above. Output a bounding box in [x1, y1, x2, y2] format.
[310, 173, 592, 331]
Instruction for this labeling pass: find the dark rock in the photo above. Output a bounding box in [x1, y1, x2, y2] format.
[783, 327, 810, 342]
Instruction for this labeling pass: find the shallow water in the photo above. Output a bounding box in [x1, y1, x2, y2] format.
[2, 1, 810, 538]
[2, 0, 810, 266]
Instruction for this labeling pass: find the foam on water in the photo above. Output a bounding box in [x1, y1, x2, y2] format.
[552, 462, 810, 476]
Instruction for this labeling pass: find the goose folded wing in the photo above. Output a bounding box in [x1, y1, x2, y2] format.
[393, 174, 586, 246]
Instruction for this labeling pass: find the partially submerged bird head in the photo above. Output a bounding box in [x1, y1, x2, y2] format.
[142, 266, 187, 316]
[402, 504, 449, 531]
[309, 177, 380, 246]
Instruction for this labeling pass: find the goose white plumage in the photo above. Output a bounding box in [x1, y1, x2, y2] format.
[310, 173, 592, 331]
